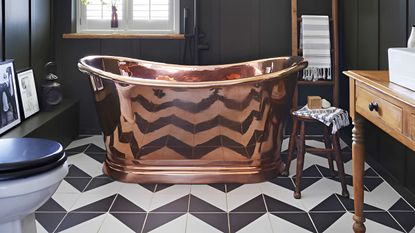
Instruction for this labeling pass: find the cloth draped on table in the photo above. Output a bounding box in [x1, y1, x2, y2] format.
[293, 106, 350, 134]
[300, 15, 331, 81]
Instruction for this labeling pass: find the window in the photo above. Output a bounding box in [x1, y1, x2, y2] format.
[77, 0, 180, 34]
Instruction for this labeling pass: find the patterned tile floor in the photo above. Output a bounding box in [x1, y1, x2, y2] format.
[35, 135, 415, 233]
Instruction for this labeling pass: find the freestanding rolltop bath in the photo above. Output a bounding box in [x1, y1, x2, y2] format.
[78, 56, 307, 183]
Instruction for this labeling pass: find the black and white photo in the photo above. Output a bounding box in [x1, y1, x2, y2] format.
[0, 60, 20, 135]
[17, 69, 39, 118]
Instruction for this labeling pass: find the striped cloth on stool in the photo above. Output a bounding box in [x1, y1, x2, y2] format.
[300, 15, 331, 81]
[293, 106, 350, 134]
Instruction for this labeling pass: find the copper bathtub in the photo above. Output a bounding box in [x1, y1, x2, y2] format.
[78, 56, 307, 183]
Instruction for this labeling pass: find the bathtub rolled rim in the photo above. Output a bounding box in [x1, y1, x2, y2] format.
[78, 55, 308, 88]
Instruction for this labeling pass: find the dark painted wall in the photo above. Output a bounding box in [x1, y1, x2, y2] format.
[1, 0, 52, 91]
[342, 0, 415, 199]
[55, 0, 337, 134]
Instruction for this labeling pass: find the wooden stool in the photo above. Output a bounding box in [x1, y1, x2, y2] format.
[282, 114, 350, 199]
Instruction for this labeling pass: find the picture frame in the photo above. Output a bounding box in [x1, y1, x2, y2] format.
[17, 69, 40, 119]
[0, 60, 21, 135]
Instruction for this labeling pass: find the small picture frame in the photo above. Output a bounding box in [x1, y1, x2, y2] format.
[0, 60, 21, 135]
[17, 69, 40, 119]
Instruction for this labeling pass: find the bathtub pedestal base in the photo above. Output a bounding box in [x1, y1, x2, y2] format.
[102, 159, 284, 183]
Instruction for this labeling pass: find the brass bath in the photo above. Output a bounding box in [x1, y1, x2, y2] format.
[78, 56, 307, 183]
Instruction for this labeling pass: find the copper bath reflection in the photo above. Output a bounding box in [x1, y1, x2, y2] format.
[78, 56, 307, 183]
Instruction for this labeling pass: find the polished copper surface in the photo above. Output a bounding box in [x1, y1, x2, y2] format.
[78, 56, 307, 183]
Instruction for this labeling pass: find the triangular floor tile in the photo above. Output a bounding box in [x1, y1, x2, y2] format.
[66, 165, 91, 178]
[230, 195, 266, 213]
[84, 144, 106, 154]
[37, 198, 66, 212]
[208, 184, 226, 193]
[65, 145, 89, 155]
[268, 177, 295, 191]
[365, 211, 404, 231]
[189, 195, 225, 213]
[364, 178, 384, 192]
[293, 165, 322, 178]
[389, 211, 415, 232]
[151, 195, 189, 213]
[229, 213, 264, 232]
[143, 213, 185, 232]
[226, 184, 243, 192]
[269, 212, 312, 233]
[264, 195, 304, 212]
[190, 213, 228, 232]
[84, 177, 114, 192]
[110, 195, 146, 212]
[55, 212, 104, 232]
[310, 194, 346, 212]
[235, 213, 273, 233]
[335, 194, 382, 212]
[364, 168, 379, 177]
[72, 194, 116, 212]
[291, 177, 321, 191]
[270, 212, 316, 233]
[309, 212, 345, 232]
[389, 198, 414, 211]
[155, 184, 173, 192]
[64, 178, 91, 192]
[36, 212, 66, 233]
[85, 153, 106, 164]
[111, 213, 146, 232]
[139, 184, 157, 192]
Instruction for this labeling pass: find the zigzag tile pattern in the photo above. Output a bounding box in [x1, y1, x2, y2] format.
[35, 135, 415, 233]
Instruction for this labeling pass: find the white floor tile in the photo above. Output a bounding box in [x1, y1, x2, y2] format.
[66, 153, 103, 177]
[259, 181, 306, 211]
[36, 221, 49, 233]
[237, 213, 273, 233]
[186, 214, 224, 233]
[98, 213, 135, 233]
[66, 135, 105, 150]
[118, 183, 154, 211]
[59, 213, 106, 233]
[52, 193, 81, 211]
[191, 185, 227, 212]
[268, 213, 313, 233]
[148, 213, 187, 233]
[55, 180, 83, 194]
[227, 184, 262, 212]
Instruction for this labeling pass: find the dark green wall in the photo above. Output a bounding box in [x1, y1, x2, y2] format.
[1, 0, 52, 89]
[342, 0, 415, 201]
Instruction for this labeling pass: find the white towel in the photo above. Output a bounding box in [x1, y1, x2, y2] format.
[301, 15, 331, 81]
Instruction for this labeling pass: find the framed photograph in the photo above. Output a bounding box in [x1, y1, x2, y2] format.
[0, 60, 21, 135]
[17, 69, 40, 118]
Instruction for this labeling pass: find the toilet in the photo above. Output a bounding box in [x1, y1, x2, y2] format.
[0, 138, 68, 233]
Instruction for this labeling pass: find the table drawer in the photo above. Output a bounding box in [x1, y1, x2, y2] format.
[356, 85, 403, 133]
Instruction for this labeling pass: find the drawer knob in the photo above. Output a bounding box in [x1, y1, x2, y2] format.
[368, 102, 379, 112]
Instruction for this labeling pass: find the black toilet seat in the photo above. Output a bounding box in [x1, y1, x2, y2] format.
[0, 138, 66, 181]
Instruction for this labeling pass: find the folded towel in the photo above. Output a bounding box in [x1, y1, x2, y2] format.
[301, 15, 331, 81]
[293, 106, 350, 134]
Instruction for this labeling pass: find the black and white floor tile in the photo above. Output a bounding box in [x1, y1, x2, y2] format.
[35, 135, 415, 233]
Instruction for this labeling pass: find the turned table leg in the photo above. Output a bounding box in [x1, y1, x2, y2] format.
[352, 116, 366, 233]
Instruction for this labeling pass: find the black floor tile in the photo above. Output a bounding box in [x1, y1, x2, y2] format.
[191, 213, 229, 233]
[364, 177, 384, 192]
[230, 195, 266, 213]
[86, 153, 107, 163]
[189, 195, 225, 213]
[155, 184, 173, 192]
[65, 145, 89, 155]
[208, 183, 226, 193]
[66, 165, 92, 178]
[264, 195, 304, 212]
[310, 194, 346, 212]
[36, 212, 66, 233]
[37, 198, 66, 212]
[55, 212, 104, 232]
[83, 177, 114, 191]
[151, 195, 190, 213]
[389, 198, 415, 212]
[310, 212, 345, 232]
[110, 195, 146, 212]
[140, 183, 157, 192]
[111, 212, 146, 232]
[291, 177, 321, 191]
[64, 177, 91, 192]
[268, 177, 295, 191]
[229, 213, 265, 232]
[270, 212, 317, 233]
[72, 195, 116, 212]
[365, 211, 404, 232]
[336, 194, 382, 212]
[226, 184, 243, 192]
[143, 213, 185, 232]
[84, 144, 106, 154]
[389, 211, 415, 232]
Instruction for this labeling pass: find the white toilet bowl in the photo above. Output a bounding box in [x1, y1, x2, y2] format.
[0, 138, 68, 233]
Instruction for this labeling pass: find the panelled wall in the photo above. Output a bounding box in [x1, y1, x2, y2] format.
[1, 0, 51, 88]
[342, 0, 415, 200]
